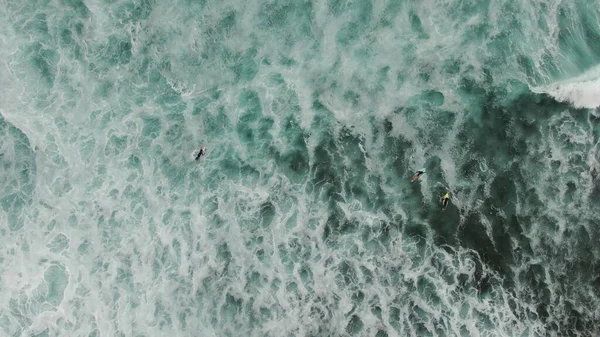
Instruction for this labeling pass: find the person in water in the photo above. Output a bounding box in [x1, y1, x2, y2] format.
[411, 168, 426, 182]
[195, 146, 206, 161]
[441, 192, 450, 210]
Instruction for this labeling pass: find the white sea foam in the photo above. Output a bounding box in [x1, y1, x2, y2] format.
[1, 0, 599, 336]
[533, 65, 600, 109]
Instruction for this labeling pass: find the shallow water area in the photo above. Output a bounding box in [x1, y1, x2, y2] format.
[0, 0, 600, 336]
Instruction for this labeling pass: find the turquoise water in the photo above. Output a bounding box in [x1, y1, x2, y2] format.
[1, 0, 600, 336]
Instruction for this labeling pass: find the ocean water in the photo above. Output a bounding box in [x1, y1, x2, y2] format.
[0, 0, 599, 336]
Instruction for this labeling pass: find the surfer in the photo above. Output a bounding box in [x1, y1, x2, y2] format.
[411, 168, 426, 182]
[195, 146, 206, 161]
[441, 192, 450, 210]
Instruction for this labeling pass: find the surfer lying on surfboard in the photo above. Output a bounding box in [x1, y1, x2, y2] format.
[411, 168, 426, 182]
[441, 192, 450, 210]
[195, 146, 206, 161]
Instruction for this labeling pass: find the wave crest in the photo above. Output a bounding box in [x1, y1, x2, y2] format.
[533, 65, 600, 109]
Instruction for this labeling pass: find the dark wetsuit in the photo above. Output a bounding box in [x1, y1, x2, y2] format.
[195, 147, 206, 160]
[441, 193, 450, 210]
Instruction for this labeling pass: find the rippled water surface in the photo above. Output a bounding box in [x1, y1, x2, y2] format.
[1, 0, 600, 336]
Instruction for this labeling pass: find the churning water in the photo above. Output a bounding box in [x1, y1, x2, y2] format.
[1, 0, 600, 336]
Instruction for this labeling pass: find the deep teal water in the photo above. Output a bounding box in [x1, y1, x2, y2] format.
[1, 0, 600, 336]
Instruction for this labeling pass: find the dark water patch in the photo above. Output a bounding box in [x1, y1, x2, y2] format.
[403, 222, 428, 245]
[275, 116, 309, 182]
[423, 156, 445, 185]
[334, 0, 372, 46]
[113, 0, 152, 24]
[506, 215, 533, 257]
[459, 158, 480, 178]
[539, 50, 562, 79]
[375, 330, 388, 337]
[517, 54, 537, 82]
[217, 11, 236, 34]
[579, 6, 600, 60]
[236, 90, 274, 151]
[323, 205, 358, 246]
[411, 90, 444, 109]
[104, 35, 132, 66]
[588, 176, 600, 203]
[192, 88, 222, 116]
[61, 0, 89, 17]
[489, 216, 514, 269]
[351, 0, 372, 28]
[277, 150, 309, 182]
[430, 251, 456, 286]
[417, 277, 441, 305]
[370, 176, 388, 211]
[259, 2, 294, 28]
[29, 44, 59, 88]
[165, 121, 183, 145]
[0, 115, 36, 231]
[104, 133, 127, 157]
[238, 89, 262, 120]
[258, 0, 314, 39]
[374, 66, 390, 94]
[58, 24, 83, 60]
[311, 132, 344, 206]
[139, 117, 161, 153]
[343, 90, 360, 107]
[507, 87, 572, 119]
[388, 307, 402, 333]
[457, 214, 500, 272]
[336, 260, 358, 288]
[336, 22, 360, 46]
[259, 201, 275, 228]
[427, 200, 460, 247]
[231, 49, 258, 82]
[214, 147, 251, 184]
[457, 252, 494, 298]
[379, 0, 403, 27]
[450, 87, 588, 281]
[337, 126, 367, 177]
[423, 90, 445, 107]
[520, 262, 547, 294]
[159, 156, 185, 188]
[270, 77, 301, 112]
[94, 81, 114, 98]
[557, 5, 600, 72]
[567, 226, 594, 262]
[442, 58, 462, 76]
[460, 111, 513, 169]
[369, 220, 396, 249]
[257, 117, 274, 143]
[408, 10, 427, 39]
[380, 118, 413, 182]
[327, 0, 343, 16]
[350, 290, 364, 313]
[489, 171, 516, 209]
[202, 107, 231, 139]
[220, 293, 242, 322]
[360, 265, 374, 284]
[344, 179, 367, 205]
[19, 13, 50, 39]
[346, 314, 363, 335]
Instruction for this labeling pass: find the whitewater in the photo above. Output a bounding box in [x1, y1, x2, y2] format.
[0, 0, 599, 336]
